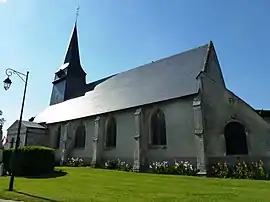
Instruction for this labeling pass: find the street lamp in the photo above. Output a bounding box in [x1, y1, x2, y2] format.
[3, 68, 29, 191]
[3, 77, 12, 90]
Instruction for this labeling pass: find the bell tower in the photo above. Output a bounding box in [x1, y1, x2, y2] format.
[50, 20, 86, 106]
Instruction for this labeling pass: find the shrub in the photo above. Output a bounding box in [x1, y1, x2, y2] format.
[104, 160, 118, 170]
[3, 149, 12, 173]
[102, 159, 197, 175]
[150, 160, 197, 176]
[232, 160, 252, 179]
[104, 159, 132, 171]
[150, 161, 172, 174]
[67, 157, 85, 167]
[250, 160, 266, 180]
[115, 159, 132, 171]
[210, 162, 230, 178]
[172, 161, 198, 176]
[211, 160, 269, 180]
[3, 146, 55, 176]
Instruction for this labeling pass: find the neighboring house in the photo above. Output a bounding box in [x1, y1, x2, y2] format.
[7, 21, 270, 174]
[6, 120, 48, 149]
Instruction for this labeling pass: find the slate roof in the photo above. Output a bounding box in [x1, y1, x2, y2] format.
[22, 121, 46, 129]
[7, 120, 46, 131]
[34, 42, 210, 124]
[62, 23, 82, 68]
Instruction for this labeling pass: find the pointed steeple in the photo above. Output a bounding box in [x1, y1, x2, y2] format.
[50, 10, 87, 106]
[63, 22, 81, 66]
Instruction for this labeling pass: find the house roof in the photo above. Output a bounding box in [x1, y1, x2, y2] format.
[256, 109, 270, 118]
[7, 120, 46, 131]
[21, 121, 46, 129]
[34, 42, 211, 124]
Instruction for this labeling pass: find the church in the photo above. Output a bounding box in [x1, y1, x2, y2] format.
[6, 21, 270, 173]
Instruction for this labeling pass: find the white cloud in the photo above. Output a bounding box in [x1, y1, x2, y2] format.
[0, 0, 7, 3]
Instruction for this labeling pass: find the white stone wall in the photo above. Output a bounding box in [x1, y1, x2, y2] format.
[201, 72, 270, 167]
[48, 96, 198, 166]
[102, 109, 136, 161]
[145, 97, 197, 162]
[69, 119, 95, 160]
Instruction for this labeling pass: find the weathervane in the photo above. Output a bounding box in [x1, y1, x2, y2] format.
[75, 5, 80, 23]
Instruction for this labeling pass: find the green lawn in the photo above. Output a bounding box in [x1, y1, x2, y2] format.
[0, 167, 270, 202]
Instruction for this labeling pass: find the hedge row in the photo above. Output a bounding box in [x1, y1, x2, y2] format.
[3, 146, 55, 176]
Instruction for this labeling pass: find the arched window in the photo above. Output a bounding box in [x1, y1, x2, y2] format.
[224, 121, 248, 155]
[150, 109, 167, 145]
[105, 117, 117, 148]
[74, 124, 86, 149]
[55, 126, 61, 149]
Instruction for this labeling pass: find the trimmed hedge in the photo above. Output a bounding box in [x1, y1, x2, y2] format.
[3, 146, 55, 176]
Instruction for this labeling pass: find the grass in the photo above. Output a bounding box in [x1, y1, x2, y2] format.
[0, 167, 270, 202]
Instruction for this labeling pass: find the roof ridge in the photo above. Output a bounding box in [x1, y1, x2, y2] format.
[201, 41, 213, 72]
[91, 42, 210, 85]
[146, 43, 209, 66]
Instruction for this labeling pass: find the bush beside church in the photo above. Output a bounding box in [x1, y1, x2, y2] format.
[3, 146, 55, 176]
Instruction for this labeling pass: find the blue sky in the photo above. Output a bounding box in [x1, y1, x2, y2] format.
[0, 0, 270, 135]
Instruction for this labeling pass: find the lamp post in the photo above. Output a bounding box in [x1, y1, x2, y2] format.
[3, 68, 29, 191]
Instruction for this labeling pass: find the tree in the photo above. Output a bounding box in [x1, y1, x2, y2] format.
[0, 110, 5, 130]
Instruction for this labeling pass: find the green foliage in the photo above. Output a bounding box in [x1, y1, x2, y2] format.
[67, 157, 89, 167]
[150, 160, 198, 176]
[115, 159, 133, 171]
[66, 157, 133, 171]
[104, 159, 133, 171]
[232, 160, 252, 179]
[104, 160, 118, 169]
[150, 161, 172, 174]
[0, 110, 5, 129]
[4, 146, 55, 176]
[102, 159, 197, 175]
[210, 162, 230, 178]
[211, 160, 269, 180]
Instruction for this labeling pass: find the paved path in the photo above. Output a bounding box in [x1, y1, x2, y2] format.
[0, 200, 22, 202]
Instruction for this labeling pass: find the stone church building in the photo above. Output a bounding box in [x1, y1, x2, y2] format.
[7, 22, 270, 173]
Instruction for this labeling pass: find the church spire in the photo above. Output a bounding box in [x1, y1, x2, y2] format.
[50, 7, 86, 106]
[63, 22, 81, 65]
[62, 6, 81, 66]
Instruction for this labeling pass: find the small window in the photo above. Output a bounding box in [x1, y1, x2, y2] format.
[56, 126, 61, 149]
[105, 117, 117, 148]
[150, 109, 167, 145]
[74, 124, 86, 149]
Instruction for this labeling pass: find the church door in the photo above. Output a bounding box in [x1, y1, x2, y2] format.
[224, 121, 248, 155]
